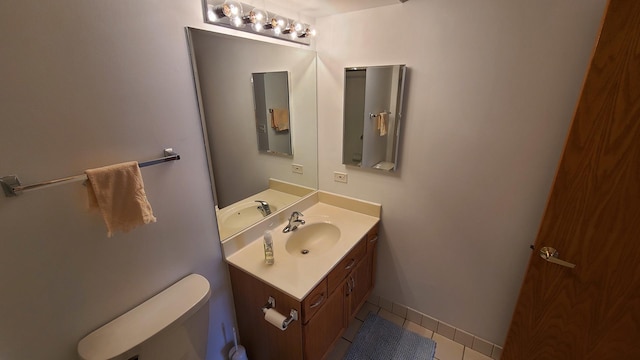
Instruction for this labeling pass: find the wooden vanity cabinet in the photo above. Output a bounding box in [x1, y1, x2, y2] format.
[228, 223, 379, 360]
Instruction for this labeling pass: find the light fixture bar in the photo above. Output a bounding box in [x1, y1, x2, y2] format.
[203, 0, 316, 45]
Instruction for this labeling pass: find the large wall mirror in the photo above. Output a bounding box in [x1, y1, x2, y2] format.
[187, 28, 318, 241]
[343, 65, 406, 172]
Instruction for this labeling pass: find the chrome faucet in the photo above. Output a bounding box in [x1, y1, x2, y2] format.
[283, 211, 305, 233]
[255, 200, 271, 217]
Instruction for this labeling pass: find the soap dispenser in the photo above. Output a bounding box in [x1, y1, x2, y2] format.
[264, 230, 274, 265]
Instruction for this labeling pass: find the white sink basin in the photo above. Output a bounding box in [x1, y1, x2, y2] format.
[220, 202, 278, 232]
[285, 222, 341, 256]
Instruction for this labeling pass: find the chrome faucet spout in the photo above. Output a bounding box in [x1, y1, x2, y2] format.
[283, 211, 305, 233]
[255, 200, 271, 217]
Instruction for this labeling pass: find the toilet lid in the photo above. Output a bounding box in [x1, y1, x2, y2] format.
[77, 274, 211, 360]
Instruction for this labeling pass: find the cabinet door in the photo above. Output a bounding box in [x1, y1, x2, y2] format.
[228, 265, 303, 360]
[302, 278, 328, 324]
[303, 284, 345, 360]
[348, 255, 373, 316]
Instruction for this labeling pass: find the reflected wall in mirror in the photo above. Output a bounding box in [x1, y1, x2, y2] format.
[187, 28, 318, 241]
[252, 71, 293, 156]
[343, 65, 407, 172]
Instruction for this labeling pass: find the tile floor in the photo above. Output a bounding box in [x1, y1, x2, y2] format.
[325, 301, 499, 360]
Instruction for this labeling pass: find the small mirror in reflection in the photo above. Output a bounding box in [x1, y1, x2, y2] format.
[252, 71, 293, 156]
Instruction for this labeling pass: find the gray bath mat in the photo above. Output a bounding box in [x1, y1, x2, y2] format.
[344, 312, 436, 360]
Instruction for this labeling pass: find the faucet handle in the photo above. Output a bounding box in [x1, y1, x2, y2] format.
[290, 211, 304, 220]
[255, 200, 271, 216]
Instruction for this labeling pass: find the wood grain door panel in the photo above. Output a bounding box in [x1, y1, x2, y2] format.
[503, 0, 640, 358]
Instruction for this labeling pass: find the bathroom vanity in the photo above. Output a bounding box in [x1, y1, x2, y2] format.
[224, 192, 380, 360]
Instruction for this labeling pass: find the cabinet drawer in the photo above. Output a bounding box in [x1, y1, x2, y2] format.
[301, 278, 328, 324]
[327, 239, 366, 294]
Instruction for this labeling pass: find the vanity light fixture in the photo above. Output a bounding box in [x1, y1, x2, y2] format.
[203, 0, 316, 45]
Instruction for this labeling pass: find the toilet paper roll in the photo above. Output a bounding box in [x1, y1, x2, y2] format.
[264, 308, 287, 331]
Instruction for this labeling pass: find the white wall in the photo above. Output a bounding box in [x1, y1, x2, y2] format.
[316, 0, 607, 345]
[0, 1, 238, 359]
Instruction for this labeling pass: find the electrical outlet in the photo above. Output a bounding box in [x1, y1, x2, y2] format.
[334, 172, 348, 183]
[292, 164, 303, 174]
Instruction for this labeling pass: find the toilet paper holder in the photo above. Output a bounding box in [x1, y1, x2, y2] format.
[261, 296, 299, 330]
[262, 297, 276, 312]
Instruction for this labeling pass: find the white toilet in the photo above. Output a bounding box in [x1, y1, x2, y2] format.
[77, 274, 211, 360]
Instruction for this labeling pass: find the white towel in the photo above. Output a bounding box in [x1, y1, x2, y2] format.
[270, 108, 290, 132]
[377, 112, 388, 136]
[85, 161, 156, 237]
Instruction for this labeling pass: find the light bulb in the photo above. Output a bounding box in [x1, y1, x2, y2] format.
[208, 1, 243, 23]
[284, 21, 302, 38]
[282, 22, 299, 38]
[216, 0, 242, 27]
[275, 16, 287, 33]
[263, 15, 276, 30]
[230, 16, 244, 27]
[250, 8, 268, 32]
[207, 5, 216, 21]
[298, 27, 317, 38]
[224, 0, 242, 17]
[207, 4, 227, 21]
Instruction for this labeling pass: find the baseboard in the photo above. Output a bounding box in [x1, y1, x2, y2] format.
[369, 294, 503, 359]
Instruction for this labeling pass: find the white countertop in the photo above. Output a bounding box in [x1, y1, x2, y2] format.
[226, 201, 380, 301]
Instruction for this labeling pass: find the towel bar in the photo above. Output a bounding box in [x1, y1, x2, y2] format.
[369, 111, 390, 119]
[0, 148, 180, 197]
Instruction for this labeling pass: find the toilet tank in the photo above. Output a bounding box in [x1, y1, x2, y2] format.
[78, 274, 211, 360]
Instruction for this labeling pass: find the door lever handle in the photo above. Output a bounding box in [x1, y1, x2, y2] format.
[539, 247, 576, 269]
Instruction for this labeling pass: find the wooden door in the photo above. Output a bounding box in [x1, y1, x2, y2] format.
[502, 1, 640, 359]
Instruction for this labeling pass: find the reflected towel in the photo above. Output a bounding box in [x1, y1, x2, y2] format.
[270, 108, 290, 132]
[85, 161, 156, 237]
[377, 112, 388, 136]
